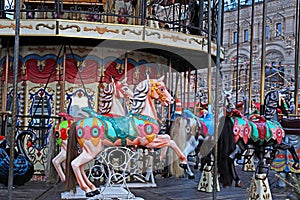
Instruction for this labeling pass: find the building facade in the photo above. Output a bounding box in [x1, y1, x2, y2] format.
[221, 0, 298, 103]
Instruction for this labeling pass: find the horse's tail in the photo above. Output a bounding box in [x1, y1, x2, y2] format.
[217, 116, 236, 187]
[65, 122, 79, 192]
[169, 116, 186, 178]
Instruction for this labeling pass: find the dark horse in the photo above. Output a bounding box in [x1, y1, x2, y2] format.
[218, 106, 299, 187]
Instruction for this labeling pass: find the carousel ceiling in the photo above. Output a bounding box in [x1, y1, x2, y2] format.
[0, 35, 218, 72]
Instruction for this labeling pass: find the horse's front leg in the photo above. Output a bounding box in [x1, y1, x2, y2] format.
[71, 143, 103, 197]
[182, 137, 199, 179]
[52, 147, 67, 182]
[146, 135, 188, 169]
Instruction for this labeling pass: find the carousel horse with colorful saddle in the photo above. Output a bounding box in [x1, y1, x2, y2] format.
[52, 77, 133, 182]
[65, 76, 188, 197]
[262, 89, 300, 174]
[218, 94, 300, 190]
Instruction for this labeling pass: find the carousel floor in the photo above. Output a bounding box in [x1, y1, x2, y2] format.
[0, 165, 298, 200]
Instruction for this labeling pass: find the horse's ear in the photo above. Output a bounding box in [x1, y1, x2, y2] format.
[158, 75, 165, 82]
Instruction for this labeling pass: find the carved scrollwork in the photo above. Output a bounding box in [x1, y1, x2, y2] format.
[145, 31, 161, 39]
[0, 23, 15, 30]
[121, 28, 142, 36]
[36, 23, 55, 30]
[162, 34, 187, 42]
[59, 24, 81, 32]
[84, 26, 119, 34]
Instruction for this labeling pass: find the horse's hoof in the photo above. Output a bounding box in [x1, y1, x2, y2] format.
[188, 175, 195, 179]
[235, 180, 243, 188]
[179, 163, 188, 169]
[86, 189, 100, 197]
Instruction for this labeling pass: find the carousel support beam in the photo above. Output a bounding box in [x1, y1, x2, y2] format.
[3, 48, 9, 111]
[213, 0, 223, 198]
[8, 0, 21, 199]
[250, 1, 272, 199]
[260, 0, 267, 116]
[294, 0, 300, 114]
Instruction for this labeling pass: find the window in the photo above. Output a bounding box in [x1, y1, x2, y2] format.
[276, 23, 282, 36]
[244, 29, 249, 42]
[266, 26, 269, 39]
[233, 31, 238, 44]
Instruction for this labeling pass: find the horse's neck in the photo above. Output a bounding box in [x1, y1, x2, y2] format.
[139, 96, 157, 120]
[110, 96, 125, 116]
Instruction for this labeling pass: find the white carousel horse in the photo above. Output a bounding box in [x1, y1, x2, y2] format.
[65, 76, 188, 197]
[52, 78, 133, 182]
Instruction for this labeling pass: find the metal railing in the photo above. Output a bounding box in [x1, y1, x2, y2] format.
[0, 0, 220, 38]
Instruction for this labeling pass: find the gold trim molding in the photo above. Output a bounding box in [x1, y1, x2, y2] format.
[83, 26, 119, 34]
[59, 24, 81, 32]
[36, 23, 56, 30]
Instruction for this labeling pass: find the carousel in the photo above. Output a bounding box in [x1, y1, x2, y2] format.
[1, 0, 299, 200]
[0, 0, 224, 199]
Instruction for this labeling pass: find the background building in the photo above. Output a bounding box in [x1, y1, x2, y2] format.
[221, 0, 298, 103]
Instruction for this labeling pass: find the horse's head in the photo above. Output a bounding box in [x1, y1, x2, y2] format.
[149, 76, 174, 106]
[114, 77, 134, 100]
[182, 117, 202, 140]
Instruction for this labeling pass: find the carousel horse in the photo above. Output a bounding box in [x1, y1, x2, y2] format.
[52, 78, 133, 182]
[263, 89, 300, 174]
[0, 130, 37, 186]
[218, 95, 300, 188]
[169, 109, 210, 179]
[65, 76, 188, 197]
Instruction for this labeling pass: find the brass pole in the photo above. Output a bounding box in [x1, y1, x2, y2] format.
[236, 0, 240, 105]
[193, 70, 198, 114]
[248, 0, 255, 113]
[260, 0, 268, 116]
[61, 45, 66, 112]
[4, 48, 9, 111]
[187, 67, 191, 110]
[168, 60, 172, 127]
[183, 71, 186, 109]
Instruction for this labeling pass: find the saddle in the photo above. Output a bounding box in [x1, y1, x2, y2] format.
[250, 116, 267, 140]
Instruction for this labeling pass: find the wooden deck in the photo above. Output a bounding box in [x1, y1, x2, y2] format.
[0, 165, 298, 200]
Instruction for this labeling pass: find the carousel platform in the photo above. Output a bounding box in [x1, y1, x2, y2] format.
[0, 165, 298, 200]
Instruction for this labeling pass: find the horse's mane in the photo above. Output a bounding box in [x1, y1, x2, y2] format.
[131, 79, 149, 114]
[99, 82, 114, 114]
[264, 90, 289, 120]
